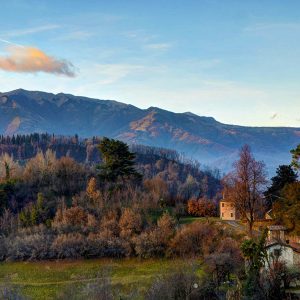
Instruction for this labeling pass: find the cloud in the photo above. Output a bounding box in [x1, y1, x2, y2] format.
[145, 43, 172, 51]
[244, 22, 300, 33]
[56, 30, 94, 41]
[93, 63, 145, 85]
[0, 46, 76, 77]
[1, 25, 60, 38]
[270, 112, 278, 120]
[0, 38, 23, 48]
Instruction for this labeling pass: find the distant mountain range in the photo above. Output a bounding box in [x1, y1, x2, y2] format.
[0, 89, 299, 174]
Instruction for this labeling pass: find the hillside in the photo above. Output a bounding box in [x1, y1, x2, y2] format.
[0, 89, 299, 173]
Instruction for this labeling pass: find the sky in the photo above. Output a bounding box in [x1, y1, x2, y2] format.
[0, 0, 300, 127]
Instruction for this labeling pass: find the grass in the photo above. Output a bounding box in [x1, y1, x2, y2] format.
[179, 216, 221, 224]
[0, 258, 201, 299]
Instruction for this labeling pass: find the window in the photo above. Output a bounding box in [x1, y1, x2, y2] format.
[273, 249, 281, 257]
[222, 213, 224, 217]
[222, 203, 224, 207]
[231, 213, 233, 218]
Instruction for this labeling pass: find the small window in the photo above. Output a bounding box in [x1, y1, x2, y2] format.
[273, 249, 281, 257]
[222, 203, 224, 207]
[231, 213, 233, 218]
[222, 213, 224, 217]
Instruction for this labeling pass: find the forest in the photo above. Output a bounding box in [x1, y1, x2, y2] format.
[0, 134, 299, 299]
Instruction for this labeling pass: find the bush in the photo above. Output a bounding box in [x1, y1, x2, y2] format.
[0, 236, 7, 261]
[51, 233, 86, 258]
[134, 213, 175, 258]
[134, 228, 166, 258]
[145, 267, 218, 300]
[168, 222, 219, 257]
[119, 208, 142, 238]
[5, 227, 54, 260]
[86, 233, 131, 258]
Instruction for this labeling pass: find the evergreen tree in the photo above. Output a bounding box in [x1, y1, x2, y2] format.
[97, 137, 142, 182]
[264, 165, 297, 209]
[291, 144, 300, 171]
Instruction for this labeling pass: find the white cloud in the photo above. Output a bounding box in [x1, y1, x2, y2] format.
[55, 31, 94, 41]
[91, 63, 146, 85]
[244, 22, 300, 33]
[145, 43, 172, 51]
[1, 24, 60, 38]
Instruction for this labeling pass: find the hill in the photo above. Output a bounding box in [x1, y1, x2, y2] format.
[0, 89, 299, 173]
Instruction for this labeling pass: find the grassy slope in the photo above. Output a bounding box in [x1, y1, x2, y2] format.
[0, 258, 201, 299]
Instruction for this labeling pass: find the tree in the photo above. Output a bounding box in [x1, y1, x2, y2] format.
[0, 153, 21, 181]
[97, 137, 142, 183]
[187, 198, 216, 217]
[273, 182, 300, 235]
[119, 208, 142, 238]
[291, 144, 300, 171]
[86, 177, 101, 207]
[241, 230, 267, 299]
[264, 165, 297, 209]
[224, 145, 267, 236]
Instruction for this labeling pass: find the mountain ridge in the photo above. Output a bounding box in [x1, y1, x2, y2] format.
[0, 88, 299, 173]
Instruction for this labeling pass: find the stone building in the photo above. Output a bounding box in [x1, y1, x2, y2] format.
[266, 225, 300, 267]
[219, 198, 237, 221]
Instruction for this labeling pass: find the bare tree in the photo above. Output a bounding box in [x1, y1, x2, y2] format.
[224, 145, 267, 236]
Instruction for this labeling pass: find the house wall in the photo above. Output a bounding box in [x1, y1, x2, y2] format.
[220, 201, 236, 220]
[266, 244, 294, 266]
[293, 251, 300, 265]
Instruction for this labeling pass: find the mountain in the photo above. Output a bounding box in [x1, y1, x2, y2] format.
[0, 89, 299, 173]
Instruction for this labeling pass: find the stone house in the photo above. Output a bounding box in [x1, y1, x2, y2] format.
[266, 225, 300, 267]
[219, 199, 237, 221]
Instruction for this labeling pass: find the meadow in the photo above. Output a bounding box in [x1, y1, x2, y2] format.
[0, 258, 202, 299]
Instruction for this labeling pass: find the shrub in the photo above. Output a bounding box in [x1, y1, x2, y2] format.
[119, 208, 142, 238]
[6, 231, 54, 260]
[100, 210, 120, 236]
[86, 233, 130, 258]
[145, 267, 218, 300]
[168, 222, 219, 257]
[51, 233, 86, 258]
[0, 236, 7, 261]
[134, 213, 176, 258]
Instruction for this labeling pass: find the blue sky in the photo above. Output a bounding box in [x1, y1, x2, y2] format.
[0, 0, 300, 126]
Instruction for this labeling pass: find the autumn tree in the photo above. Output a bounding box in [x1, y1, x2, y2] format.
[187, 197, 217, 217]
[224, 145, 267, 236]
[86, 177, 101, 207]
[0, 153, 22, 181]
[119, 208, 142, 238]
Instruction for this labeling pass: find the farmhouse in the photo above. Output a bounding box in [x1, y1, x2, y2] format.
[266, 225, 300, 267]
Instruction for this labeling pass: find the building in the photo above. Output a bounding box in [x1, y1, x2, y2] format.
[219, 199, 237, 221]
[264, 209, 273, 220]
[267, 225, 288, 243]
[265, 225, 300, 267]
[265, 242, 300, 267]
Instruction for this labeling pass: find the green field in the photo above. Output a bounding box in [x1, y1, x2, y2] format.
[0, 258, 201, 299]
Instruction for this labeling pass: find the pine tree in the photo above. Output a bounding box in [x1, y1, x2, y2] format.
[97, 137, 142, 183]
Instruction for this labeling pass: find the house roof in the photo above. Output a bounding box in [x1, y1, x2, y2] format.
[220, 199, 234, 203]
[268, 225, 287, 231]
[265, 241, 300, 253]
